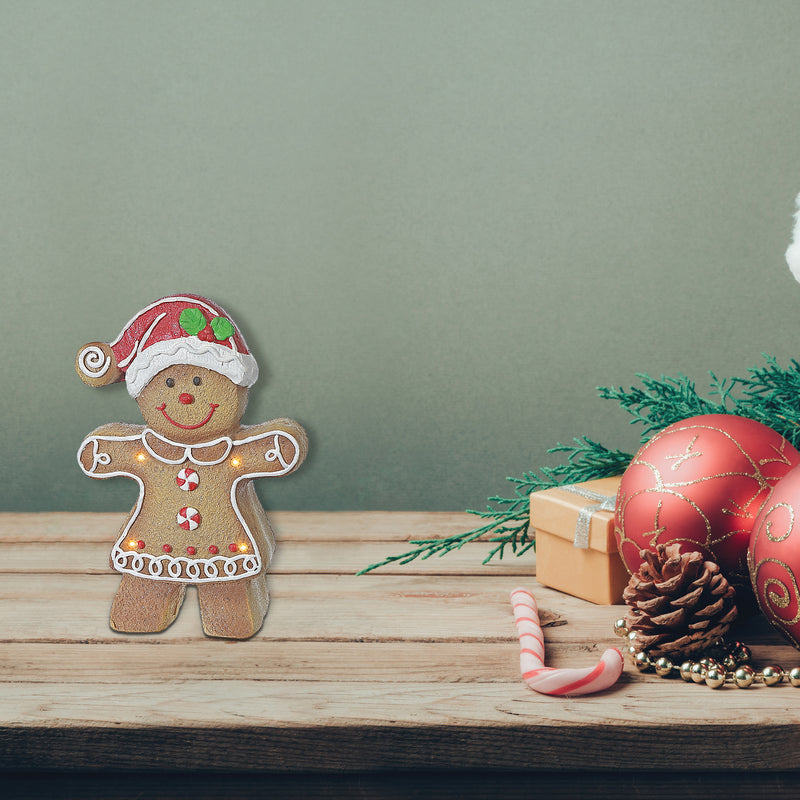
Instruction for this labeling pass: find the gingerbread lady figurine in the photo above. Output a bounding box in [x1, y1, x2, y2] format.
[75, 294, 307, 639]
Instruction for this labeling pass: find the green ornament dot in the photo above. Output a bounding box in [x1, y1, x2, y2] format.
[210, 316, 235, 341]
[179, 308, 207, 335]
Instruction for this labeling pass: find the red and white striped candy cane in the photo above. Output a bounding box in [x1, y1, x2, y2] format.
[510, 587, 623, 696]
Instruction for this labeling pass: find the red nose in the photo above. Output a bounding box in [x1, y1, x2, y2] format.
[179, 393, 194, 405]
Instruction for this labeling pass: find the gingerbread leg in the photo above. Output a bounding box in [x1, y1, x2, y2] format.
[196, 573, 270, 639]
[110, 574, 186, 633]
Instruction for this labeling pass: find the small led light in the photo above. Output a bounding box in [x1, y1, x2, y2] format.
[238, 543, 248, 552]
[230, 457, 241, 467]
[128, 540, 138, 549]
[136, 453, 147, 462]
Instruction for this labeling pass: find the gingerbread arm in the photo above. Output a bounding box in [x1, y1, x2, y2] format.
[77, 423, 146, 478]
[232, 419, 308, 478]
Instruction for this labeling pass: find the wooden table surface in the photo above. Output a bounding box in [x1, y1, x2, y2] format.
[1, 511, 799, 799]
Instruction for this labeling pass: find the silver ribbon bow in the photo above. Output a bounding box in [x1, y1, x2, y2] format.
[560, 484, 616, 549]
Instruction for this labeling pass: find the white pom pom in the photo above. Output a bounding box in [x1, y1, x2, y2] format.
[786, 192, 800, 283]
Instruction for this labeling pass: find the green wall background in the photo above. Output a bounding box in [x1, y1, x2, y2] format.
[4, 1, 800, 514]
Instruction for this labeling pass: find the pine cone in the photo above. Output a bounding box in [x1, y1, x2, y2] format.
[623, 544, 738, 658]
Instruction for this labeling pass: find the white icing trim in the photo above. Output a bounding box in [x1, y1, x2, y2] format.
[77, 344, 112, 379]
[77, 434, 146, 567]
[125, 337, 258, 397]
[229, 430, 300, 563]
[117, 312, 167, 369]
[111, 550, 260, 581]
[142, 429, 234, 465]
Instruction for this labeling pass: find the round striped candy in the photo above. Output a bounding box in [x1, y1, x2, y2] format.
[176, 468, 199, 491]
[176, 506, 201, 531]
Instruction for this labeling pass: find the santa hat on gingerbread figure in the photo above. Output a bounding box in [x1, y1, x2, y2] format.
[75, 294, 259, 396]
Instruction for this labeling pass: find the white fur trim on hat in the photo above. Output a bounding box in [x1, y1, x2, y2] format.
[125, 337, 259, 397]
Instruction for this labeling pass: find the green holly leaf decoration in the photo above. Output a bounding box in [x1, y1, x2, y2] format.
[179, 308, 207, 336]
[210, 316, 235, 341]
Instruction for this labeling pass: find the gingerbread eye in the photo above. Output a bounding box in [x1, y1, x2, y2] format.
[165, 378, 175, 388]
[193, 376, 202, 386]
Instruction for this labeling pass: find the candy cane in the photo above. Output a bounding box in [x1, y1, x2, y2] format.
[510, 587, 624, 696]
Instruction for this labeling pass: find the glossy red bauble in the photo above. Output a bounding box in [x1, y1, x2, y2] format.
[748, 465, 800, 648]
[615, 414, 800, 584]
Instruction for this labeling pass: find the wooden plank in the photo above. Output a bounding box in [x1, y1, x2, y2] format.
[2, 636, 798, 687]
[2, 677, 799, 731]
[1, 680, 800, 772]
[0, 511, 486, 543]
[0, 540, 534, 576]
[0, 641, 520, 684]
[0, 512, 129, 543]
[0, 565, 785, 652]
[0, 573, 609, 643]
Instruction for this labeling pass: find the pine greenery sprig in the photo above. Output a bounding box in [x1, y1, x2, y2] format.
[596, 372, 727, 441]
[476, 438, 633, 563]
[356, 438, 632, 574]
[732, 356, 800, 447]
[357, 355, 800, 574]
[598, 357, 800, 447]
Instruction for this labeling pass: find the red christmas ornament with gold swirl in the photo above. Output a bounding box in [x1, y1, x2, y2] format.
[748, 466, 800, 648]
[615, 414, 800, 586]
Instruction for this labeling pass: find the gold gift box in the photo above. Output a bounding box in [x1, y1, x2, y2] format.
[530, 476, 628, 605]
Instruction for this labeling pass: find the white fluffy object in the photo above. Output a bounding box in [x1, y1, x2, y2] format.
[787, 192, 800, 283]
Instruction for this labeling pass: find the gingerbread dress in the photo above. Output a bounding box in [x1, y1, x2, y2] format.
[79, 424, 302, 583]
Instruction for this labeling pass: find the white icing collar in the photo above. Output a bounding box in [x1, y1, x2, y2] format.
[141, 429, 234, 466]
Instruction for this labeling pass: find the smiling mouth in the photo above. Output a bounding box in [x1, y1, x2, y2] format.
[156, 403, 219, 429]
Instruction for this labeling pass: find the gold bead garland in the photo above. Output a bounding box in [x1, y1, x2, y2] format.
[614, 618, 800, 689]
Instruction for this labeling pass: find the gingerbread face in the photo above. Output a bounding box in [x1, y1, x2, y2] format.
[137, 366, 248, 444]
